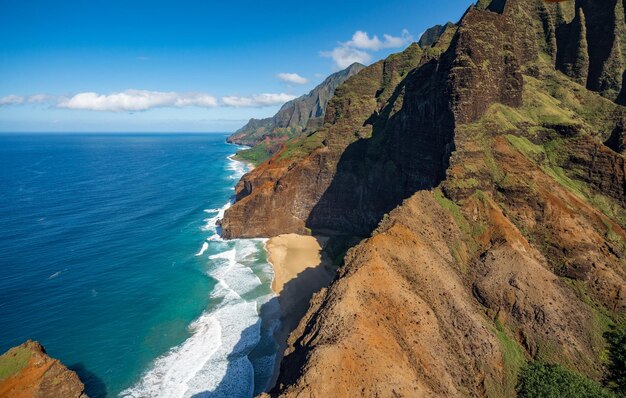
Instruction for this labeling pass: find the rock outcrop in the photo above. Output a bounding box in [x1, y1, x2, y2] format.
[418, 22, 455, 48]
[223, 0, 626, 396]
[0, 341, 87, 398]
[553, 0, 626, 100]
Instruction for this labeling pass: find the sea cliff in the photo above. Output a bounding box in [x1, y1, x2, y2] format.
[224, 0, 626, 396]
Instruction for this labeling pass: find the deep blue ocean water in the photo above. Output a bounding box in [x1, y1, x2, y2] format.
[0, 134, 279, 397]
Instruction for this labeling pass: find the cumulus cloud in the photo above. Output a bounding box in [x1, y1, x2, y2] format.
[344, 29, 412, 51]
[57, 90, 218, 112]
[277, 72, 309, 85]
[320, 47, 372, 69]
[322, 29, 413, 69]
[221, 93, 297, 108]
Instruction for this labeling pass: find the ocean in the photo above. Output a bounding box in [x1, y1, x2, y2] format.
[0, 133, 279, 397]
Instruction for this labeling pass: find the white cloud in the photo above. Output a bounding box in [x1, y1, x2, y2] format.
[322, 29, 413, 69]
[344, 31, 382, 51]
[277, 72, 309, 85]
[320, 47, 372, 69]
[382, 29, 413, 48]
[0, 95, 25, 105]
[27, 94, 55, 104]
[0, 94, 60, 106]
[57, 90, 218, 112]
[1, 90, 298, 111]
[344, 29, 412, 51]
[221, 93, 297, 108]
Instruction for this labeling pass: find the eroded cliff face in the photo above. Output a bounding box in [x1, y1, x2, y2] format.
[224, 0, 625, 397]
[0, 341, 87, 398]
[222, 26, 463, 238]
[222, 6, 529, 239]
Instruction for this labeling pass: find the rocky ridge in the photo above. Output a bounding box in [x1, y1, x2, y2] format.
[224, 0, 626, 397]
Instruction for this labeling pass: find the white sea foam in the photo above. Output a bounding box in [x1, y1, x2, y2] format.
[48, 271, 62, 279]
[121, 311, 223, 398]
[206, 234, 224, 242]
[195, 242, 209, 256]
[121, 153, 276, 398]
[201, 201, 231, 233]
[121, 240, 270, 398]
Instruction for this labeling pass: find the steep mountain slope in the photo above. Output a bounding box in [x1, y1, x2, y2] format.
[226, 63, 365, 164]
[418, 22, 455, 48]
[221, 33, 460, 238]
[0, 341, 87, 398]
[223, 0, 626, 396]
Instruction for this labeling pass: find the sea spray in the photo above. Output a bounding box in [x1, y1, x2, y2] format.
[121, 151, 279, 398]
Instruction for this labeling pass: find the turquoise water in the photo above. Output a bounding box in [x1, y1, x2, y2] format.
[0, 134, 279, 397]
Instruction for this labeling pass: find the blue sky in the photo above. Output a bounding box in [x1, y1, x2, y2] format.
[0, 0, 473, 132]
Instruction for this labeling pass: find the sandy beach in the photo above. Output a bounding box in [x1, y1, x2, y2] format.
[264, 234, 336, 388]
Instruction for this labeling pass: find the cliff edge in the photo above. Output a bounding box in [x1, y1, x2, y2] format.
[0, 340, 87, 398]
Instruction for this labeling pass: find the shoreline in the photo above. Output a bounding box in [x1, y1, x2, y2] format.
[226, 141, 256, 172]
[122, 143, 265, 397]
[226, 153, 255, 173]
[263, 234, 335, 390]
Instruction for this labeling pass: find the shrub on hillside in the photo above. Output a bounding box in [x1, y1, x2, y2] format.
[517, 362, 614, 398]
[605, 324, 626, 396]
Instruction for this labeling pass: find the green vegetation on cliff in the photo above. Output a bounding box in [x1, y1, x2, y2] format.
[233, 142, 273, 166]
[0, 345, 30, 381]
[605, 324, 626, 396]
[518, 362, 615, 398]
[572, 8, 589, 86]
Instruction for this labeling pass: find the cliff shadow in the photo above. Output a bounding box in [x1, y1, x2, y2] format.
[190, 316, 264, 398]
[68, 363, 107, 398]
[192, 238, 338, 397]
[305, 59, 456, 237]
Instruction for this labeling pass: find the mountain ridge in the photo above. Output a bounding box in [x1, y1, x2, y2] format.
[224, 0, 626, 396]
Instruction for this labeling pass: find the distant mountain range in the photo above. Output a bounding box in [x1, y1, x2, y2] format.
[227, 63, 365, 164]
